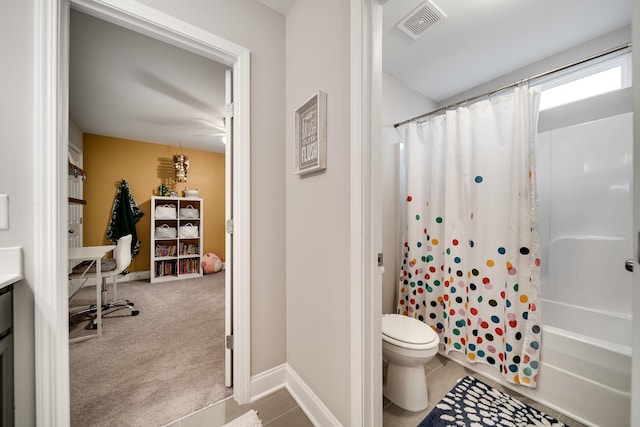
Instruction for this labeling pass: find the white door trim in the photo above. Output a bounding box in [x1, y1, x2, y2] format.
[34, 1, 252, 424]
[224, 69, 234, 388]
[350, 0, 383, 425]
[631, 1, 640, 423]
[33, 1, 71, 424]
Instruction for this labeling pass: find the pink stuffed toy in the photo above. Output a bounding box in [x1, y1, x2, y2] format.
[201, 253, 223, 274]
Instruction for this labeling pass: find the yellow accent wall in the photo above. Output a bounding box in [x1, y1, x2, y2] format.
[83, 133, 225, 273]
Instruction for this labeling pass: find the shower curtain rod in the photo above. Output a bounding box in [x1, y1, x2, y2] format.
[393, 43, 632, 128]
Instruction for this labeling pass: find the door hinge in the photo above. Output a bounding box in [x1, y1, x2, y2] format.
[377, 253, 384, 267]
[226, 219, 233, 234]
[226, 102, 234, 117]
[226, 334, 234, 350]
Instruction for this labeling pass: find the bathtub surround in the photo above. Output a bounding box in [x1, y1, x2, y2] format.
[397, 87, 543, 387]
[538, 109, 633, 348]
[533, 97, 632, 426]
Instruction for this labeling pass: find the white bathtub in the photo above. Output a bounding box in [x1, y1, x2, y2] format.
[445, 320, 631, 427]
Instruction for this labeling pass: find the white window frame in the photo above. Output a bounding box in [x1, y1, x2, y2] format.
[538, 52, 632, 110]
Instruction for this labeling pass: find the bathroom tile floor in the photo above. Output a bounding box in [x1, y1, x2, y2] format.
[171, 354, 588, 426]
[383, 354, 589, 427]
[165, 387, 314, 427]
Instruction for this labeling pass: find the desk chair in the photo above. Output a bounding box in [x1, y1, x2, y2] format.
[69, 234, 139, 329]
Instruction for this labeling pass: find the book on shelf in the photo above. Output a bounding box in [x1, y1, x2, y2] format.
[179, 242, 200, 255]
[155, 243, 177, 257]
[179, 258, 200, 274]
[156, 260, 177, 276]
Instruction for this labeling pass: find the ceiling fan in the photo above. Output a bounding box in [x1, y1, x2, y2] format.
[194, 117, 226, 138]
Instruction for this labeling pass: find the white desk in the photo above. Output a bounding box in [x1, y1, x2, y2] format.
[69, 245, 115, 343]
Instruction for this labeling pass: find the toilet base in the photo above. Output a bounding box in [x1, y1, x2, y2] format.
[384, 362, 428, 412]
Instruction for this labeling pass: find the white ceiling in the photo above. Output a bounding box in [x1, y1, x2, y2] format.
[70, 1, 632, 153]
[256, 0, 296, 15]
[383, 0, 632, 103]
[70, 9, 230, 153]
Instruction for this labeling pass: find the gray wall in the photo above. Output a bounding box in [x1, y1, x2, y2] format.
[285, 0, 352, 424]
[1, 0, 287, 424]
[134, 0, 288, 377]
[0, 1, 36, 425]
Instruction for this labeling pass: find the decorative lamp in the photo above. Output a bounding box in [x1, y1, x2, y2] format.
[173, 148, 189, 183]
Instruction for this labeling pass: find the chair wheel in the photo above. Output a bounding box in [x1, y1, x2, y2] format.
[91, 323, 97, 330]
[132, 310, 140, 316]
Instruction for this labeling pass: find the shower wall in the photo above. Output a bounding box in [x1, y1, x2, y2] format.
[537, 99, 633, 349]
[526, 92, 632, 426]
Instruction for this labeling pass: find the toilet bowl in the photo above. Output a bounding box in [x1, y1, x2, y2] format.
[382, 313, 439, 412]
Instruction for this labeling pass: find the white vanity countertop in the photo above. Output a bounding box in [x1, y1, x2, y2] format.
[0, 247, 23, 290]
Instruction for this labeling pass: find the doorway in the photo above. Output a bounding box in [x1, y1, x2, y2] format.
[69, 10, 232, 423]
[34, 0, 252, 424]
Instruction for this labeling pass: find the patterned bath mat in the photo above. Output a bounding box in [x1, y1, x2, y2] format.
[418, 376, 567, 427]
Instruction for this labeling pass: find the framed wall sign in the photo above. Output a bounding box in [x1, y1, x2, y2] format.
[294, 91, 327, 175]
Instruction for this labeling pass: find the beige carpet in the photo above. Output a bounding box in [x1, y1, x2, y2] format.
[69, 273, 232, 426]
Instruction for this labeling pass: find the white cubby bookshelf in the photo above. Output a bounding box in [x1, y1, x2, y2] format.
[150, 196, 204, 283]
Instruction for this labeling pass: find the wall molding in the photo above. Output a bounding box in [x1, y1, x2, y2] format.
[250, 363, 341, 427]
[249, 363, 287, 401]
[119, 270, 150, 282]
[349, 0, 383, 425]
[33, 0, 71, 425]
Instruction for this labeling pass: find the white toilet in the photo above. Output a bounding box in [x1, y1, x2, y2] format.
[382, 313, 440, 412]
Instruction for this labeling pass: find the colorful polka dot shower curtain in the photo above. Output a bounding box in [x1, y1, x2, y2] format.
[397, 86, 543, 387]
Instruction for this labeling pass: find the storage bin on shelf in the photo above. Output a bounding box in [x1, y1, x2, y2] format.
[150, 196, 203, 283]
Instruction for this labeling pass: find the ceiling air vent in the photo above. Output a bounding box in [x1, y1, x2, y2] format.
[396, 1, 446, 41]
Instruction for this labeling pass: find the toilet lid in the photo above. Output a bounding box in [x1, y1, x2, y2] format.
[382, 314, 438, 345]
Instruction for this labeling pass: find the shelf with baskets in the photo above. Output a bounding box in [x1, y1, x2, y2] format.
[150, 196, 204, 283]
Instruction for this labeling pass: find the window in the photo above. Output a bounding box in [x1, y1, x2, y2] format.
[538, 53, 632, 111]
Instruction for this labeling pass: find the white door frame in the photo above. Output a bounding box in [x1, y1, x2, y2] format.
[631, 1, 640, 423]
[357, 2, 640, 426]
[33, 1, 251, 424]
[224, 68, 233, 387]
[350, 0, 383, 425]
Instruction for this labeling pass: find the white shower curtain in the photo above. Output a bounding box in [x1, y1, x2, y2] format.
[397, 86, 543, 387]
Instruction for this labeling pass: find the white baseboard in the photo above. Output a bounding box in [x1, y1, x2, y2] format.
[285, 366, 342, 427]
[250, 363, 341, 427]
[68, 271, 151, 295]
[119, 270, 150, 282]
[250, 363, 287, 401]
